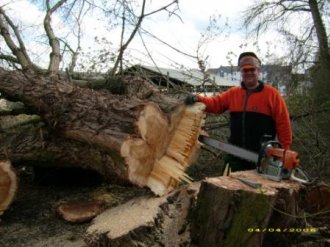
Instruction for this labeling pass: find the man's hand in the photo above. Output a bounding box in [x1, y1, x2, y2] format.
[184, 95, 198, 105]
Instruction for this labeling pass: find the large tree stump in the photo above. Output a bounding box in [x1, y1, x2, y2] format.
[0, 68, 205, 195]
[191, 170, 303, 247]
[0, 160, 17, 214]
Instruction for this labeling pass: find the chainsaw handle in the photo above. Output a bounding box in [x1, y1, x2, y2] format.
[290, 168, 310, 184]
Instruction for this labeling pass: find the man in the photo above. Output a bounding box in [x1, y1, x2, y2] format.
[185, 52, 292, 172]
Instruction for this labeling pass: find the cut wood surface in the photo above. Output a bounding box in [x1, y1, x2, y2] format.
[191, 170, 304, 247]
[0, 160, 17, 213]
[56, 199, 108, 223]
[0, 69, 206, 195]
[85, 184, 199, 246]
[142, 103, 205, 195]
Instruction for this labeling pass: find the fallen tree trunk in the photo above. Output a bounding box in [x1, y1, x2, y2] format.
[0, 126, 131, 183]
[0, 68, 205, 195]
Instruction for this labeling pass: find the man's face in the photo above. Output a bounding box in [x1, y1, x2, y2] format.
[239, 55, 261, 88]
[240, 67, 260, 88]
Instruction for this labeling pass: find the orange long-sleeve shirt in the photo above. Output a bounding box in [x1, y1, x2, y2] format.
[197, 82, 292, 151]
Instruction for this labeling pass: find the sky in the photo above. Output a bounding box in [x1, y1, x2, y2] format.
[0, 0, 292, 70]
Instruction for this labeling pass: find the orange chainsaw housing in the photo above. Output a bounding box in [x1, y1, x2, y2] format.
[265, 148, 300, 170]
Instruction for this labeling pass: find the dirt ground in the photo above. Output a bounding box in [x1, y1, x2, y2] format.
[0, 165, 152, 247]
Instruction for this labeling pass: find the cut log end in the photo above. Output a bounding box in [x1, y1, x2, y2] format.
[0, 160, 18, 213]
[121, 103, 205, 195]
[56, 199, 107, 223]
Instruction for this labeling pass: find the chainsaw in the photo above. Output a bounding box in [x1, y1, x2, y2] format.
[198, 135, 310, 184]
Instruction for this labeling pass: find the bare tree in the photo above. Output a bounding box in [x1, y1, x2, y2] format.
[243, 0, 329, 68]
[0, 0, 181, 77]
[109, 0, 179, 76]
[0, 7, 41, 72]
[0, 0, 80, 75]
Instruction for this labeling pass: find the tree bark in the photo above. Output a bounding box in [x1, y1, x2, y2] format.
[308, 0, 330, 61]
[0, 68, 205, 195]
[0, 126, 130, 183]
[191, 170, 303, 247]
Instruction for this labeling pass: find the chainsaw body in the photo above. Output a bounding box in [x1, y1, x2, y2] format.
[257, 140, 309, 183]
[198, 135, 310, 184]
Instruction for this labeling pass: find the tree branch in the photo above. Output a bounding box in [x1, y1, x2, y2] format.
[44, 0, 67, 76]
[140, 27, 197, 59]
[243, 1, 311, 38]
[0, 54, 19, 64]
[119, 4, 126, 74]
[0, 7, 37, 72]
[110, 0, 181, 76]
[110, 0, 146, 75]
[308, 0, 330, 60]
[144, 0, 179, 18]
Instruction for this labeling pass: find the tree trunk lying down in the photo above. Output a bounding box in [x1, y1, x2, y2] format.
[83, 170, 305, 246]
[0, 160, 17, 213]
[0, 68, 205, 195]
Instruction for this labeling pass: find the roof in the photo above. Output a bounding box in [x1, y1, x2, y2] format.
[126, 65, 239, 87]
[209, 65, 292, 74]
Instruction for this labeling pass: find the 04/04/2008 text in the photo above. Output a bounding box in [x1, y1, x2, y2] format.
[247, 228, 317, 233]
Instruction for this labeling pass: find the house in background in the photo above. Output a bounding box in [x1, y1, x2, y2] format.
[124, 65, 239, 95]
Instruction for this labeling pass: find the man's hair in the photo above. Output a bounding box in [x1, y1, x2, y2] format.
[238, 52, 261, 66]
